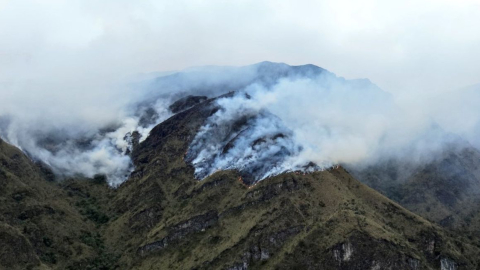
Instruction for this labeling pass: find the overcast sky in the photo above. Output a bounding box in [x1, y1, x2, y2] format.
[0, 0, 479, 102]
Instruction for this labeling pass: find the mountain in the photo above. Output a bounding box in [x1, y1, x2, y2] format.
[105, 96, 480, 269]
[0, 88, 479, 269]
[350, 143, 480, 236]
[0, 138, 117, 269]
[2, 62, 480, 269]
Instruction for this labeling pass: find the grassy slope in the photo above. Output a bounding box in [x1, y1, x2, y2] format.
[105, 100, 480, 269]
[2, 97, 480, 269]
[350, 147, 480, 242]
[119, 168, 480, 269]
[0, 139, 117, 270]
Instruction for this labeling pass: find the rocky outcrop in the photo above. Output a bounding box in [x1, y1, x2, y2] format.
[137, 210, 218, 256]
[233, 226, 304, 267]
[333, 242, 353, 263]
[128, 205, 163, 233]
[441, 258, 457, 270]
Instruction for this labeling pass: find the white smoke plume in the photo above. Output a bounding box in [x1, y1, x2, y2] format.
[0, 62, 306, 185]
[187, 67, 480, 183]
[0, 91, 173, 186]
[1, 1, 479, 186]
[1, 60, 480, 186]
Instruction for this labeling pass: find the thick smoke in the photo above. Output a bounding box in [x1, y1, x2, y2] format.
[0, 62, 300, 185]
[187, 100, 303, 183]
[1, 62, 480, 186]
[0, 93, 173, 186]
[1, 1, 479, 186]
[187, 66, 480, 183]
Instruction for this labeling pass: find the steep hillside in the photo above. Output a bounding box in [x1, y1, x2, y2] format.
[0, 138, 118, 270]
[2, 62, 480, 270]
[350, 145, 480, 237]
[104, 97, 480, 269]
[346, 84, 480, 238]
[3, 94, 480, 269]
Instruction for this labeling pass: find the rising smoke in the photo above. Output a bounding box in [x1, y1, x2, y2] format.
[0, 62, 309, 185]
[1, 1, 480, 186]
[186, 64, 480, 183]
[0, 92, 173, 186]
[1, 62, 480, 186]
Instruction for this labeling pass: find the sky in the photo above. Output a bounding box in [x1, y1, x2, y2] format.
[0, 0, 479, 99]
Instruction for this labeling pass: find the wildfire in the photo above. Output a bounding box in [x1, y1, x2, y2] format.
[238, 176, 258, 189]
[328, 165, 340, 170]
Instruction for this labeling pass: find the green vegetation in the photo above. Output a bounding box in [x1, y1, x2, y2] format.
[76, 198, 110, 224]
[2, 100, 480, 269]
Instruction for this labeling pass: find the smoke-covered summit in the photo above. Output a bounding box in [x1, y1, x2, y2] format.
[1, 61, 480, 186]
[184, 65, 394, 183]
[181, 63, 480, 184]
[0, 62, 333, 185]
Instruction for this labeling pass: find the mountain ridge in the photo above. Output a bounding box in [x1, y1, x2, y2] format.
[2, 99, 480, 269]
[2, 62, 480, 269]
